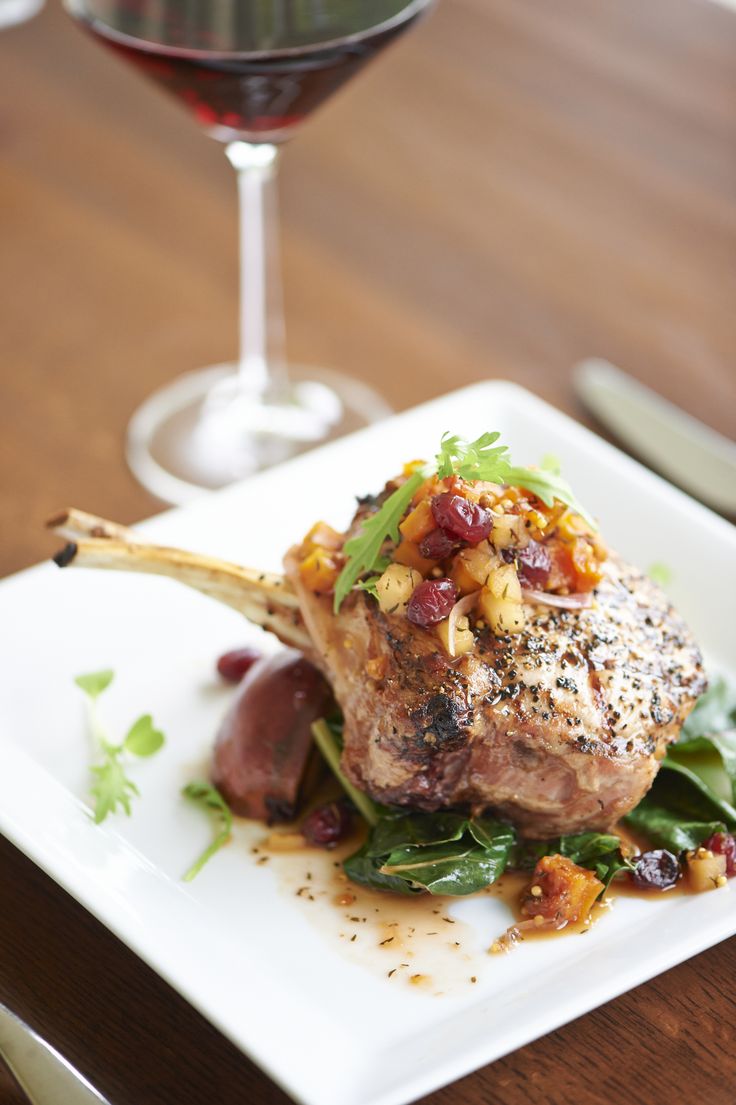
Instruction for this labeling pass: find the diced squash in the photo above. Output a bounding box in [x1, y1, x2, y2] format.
[545, 540, 577, 592]
[451, 557, 483, 596]
[436, 616, 475, 657]
[399, 500, 435, 542]
[402, 459, 427, 477]
[479, 590, 525, 635]
[301, 520, 343, 553]
[375, 563, 422, 615]
[521, 854, 603, 924]
[569, 537, 604, 591]
[485, 563, 522, 602]
[393, 538, 436, 576]
[412, 475, 442, 505]
[686, 848, 727, 893]
[299, 548, 340, 593]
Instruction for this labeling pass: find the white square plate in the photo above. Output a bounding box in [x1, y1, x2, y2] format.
[1, 382, 735, 1105]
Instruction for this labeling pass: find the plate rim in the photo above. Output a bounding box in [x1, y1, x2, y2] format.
[1, 378, 735, 1105]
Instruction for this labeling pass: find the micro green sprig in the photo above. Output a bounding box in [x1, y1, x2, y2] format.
[74, 669, 165, 823]
[181, 781, 233, 880]
[333, 430, 595, 611]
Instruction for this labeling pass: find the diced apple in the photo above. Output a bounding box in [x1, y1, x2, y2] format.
[485, 563, 522, 602]
[436, 615, 475, 657]
[479, 588, 525, 635]
[491, 514, 523, 550]
[455, 541, 499, 585]
[375, 563, 422, 615]
[686, 848, 727, 893]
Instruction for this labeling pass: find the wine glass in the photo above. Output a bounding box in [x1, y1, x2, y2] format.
[64, 0, 434, 504]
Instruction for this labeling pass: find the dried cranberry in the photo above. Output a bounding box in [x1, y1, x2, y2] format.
[631, 849, 680, 890]
[703, 832, 736, 877]
[431, 493, 493, 545]
[302, 801, 352, 847]
[516, 540, 552, 588]
[419, 528, 458, 561]
[216, 647, 262, 683]
[406, 578, 458, 627]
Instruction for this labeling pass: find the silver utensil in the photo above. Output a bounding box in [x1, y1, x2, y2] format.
[574, 358, 736, 515]
[0, 1003, 110, 1105]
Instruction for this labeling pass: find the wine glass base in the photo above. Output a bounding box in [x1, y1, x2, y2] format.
[126, 363, 392, 504]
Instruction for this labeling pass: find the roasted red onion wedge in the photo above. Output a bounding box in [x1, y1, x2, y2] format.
[212, 650, 334, 822]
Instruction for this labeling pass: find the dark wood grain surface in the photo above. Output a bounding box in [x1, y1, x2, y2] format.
[1, 1, 735, 1102]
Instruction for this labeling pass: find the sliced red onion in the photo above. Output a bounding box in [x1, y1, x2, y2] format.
[446, 591, 479, 656]
[521, 588, 592, 610]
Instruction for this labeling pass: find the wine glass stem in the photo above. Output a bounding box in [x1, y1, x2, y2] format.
[225, 141, 286, 399]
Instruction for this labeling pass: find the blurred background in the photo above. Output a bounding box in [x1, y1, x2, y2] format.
[1, 0, 735, 574]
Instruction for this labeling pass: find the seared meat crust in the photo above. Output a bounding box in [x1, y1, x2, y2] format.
[288, 552, 705, 837]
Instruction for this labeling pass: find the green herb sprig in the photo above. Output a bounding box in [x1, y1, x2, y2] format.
[333, 431, 594, 611]
[332, 471, 426, 612]
[74, 670, 165, 823]
[181, 781, 233, 881]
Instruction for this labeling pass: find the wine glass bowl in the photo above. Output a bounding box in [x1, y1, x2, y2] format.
[64, 0, 434, 502]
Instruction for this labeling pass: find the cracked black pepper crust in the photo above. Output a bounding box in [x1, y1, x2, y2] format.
[289, 541, 706, 837]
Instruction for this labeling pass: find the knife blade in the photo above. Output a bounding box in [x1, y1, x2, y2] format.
[0, 1003, 110, 1105]
[574, 358, 736, 515]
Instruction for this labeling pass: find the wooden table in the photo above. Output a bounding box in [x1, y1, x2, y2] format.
[1, 1, 735, 1102]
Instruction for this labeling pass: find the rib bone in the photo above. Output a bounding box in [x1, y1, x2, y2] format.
[47, 509, 310, 652]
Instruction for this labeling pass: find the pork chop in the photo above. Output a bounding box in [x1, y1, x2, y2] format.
[287, 551, 705, 837]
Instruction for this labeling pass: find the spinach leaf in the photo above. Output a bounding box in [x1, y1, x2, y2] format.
[366, 811, 469, 856]
[624, 802, 725, 852]
[557, 833, 633, 888]
[511, 831, 630, 890]
[674, 678, 736, 804]
[623, 753, 735, 851]
[383, 845, 510, 895]
[681, 678, 736, 741]
[657, 759, 736, 827]
[345, 813, 516, 896]
[512, 831, 620, 868]
[468, 815, 516, 853]
[343, 842, 421, 896]
[623, 677, 736, 852]
[559, 832, 623, 864]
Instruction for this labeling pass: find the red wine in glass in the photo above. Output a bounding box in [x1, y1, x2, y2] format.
[65, 0, 434, 502]
[72, 1, 428, 142]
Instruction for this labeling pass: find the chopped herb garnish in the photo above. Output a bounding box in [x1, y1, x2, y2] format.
[181, 781, 233, 881]
[333, 471, 425, 612]
[435, 431, 510, 481]
[74, 669, 165, 823]
[333, 431, 594, 611]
